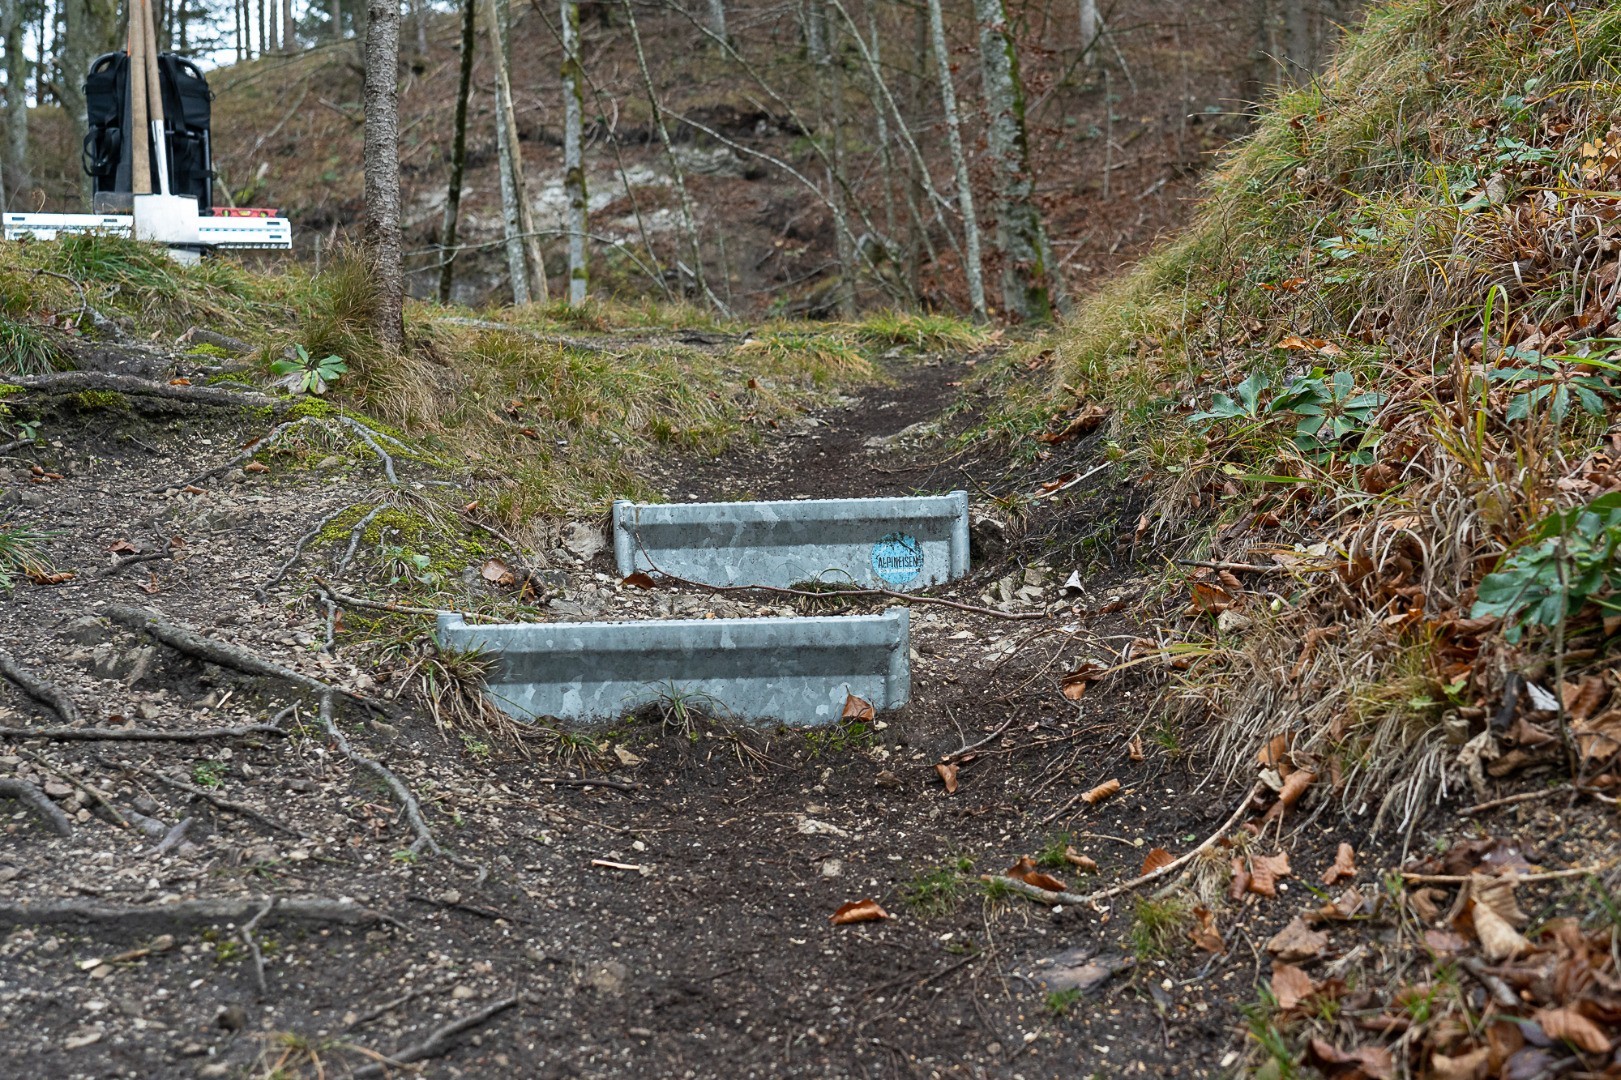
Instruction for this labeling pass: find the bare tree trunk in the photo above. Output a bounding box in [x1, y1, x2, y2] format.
[438, 0, 476, 305]
[411, 0, 427, 55]
[329, 0, 341, 38]
[803, 0, 828, 64]
[2, 0, 29, 199]
[972, 0, 1058, 321]
[560, 0, 587, 305]
[623, 0, 719, 311]
[1078, 0, 1098, 67]
[283, 0, 295, 51]
[926, 0, 985, 320]
[362, 0, 405, 351]
[865, 4, 895, 252]
[704, 0, 725, 42]
[483, 0, 544, 303]
[1284, 0, 1311, 81]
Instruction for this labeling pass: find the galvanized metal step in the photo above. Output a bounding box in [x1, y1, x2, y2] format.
[613, 491, 969, 591]
[436, 609, 909, 725]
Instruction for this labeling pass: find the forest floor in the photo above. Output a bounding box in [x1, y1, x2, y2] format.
[0, 335, 1613, 1079]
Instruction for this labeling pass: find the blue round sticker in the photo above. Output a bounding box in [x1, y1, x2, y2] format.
[871, 532, 924, 586]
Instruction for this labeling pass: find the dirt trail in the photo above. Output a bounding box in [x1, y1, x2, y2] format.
[0, 349, 1267, 1079]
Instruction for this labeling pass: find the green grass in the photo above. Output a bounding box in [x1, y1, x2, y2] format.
[854, 310, 993, 352]
[1128, 896, 1192, 960]
[902, 856, 976, 917]
[0, 525, 50, 589]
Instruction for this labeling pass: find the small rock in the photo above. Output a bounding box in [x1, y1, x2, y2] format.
[315, 455, 346, 470]
[63, 1029, 102, 1050]
[563, 522, 606, 560]
[176, 1042, 207, 1058]
[820, 859, 843, 878]
[196, 1064, 232, 1078]
[451, 985, 476, 1001]
[62, 616, 111, 646]
[584, 960, 628, 995]
[0, 866, 20, 883]
[214, 1003, 247, 1031]
[42, 781, 74, 799]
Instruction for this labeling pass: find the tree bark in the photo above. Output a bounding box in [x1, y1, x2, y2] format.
[704, 0, 725, 42]
[927, 0, 985, 320]
[437, 0, 476, 305]
[3, 0, 29, 199]
[283, 0, 295, 51]
[1079, 0, 1098, 67]
[362, 0, 405, 351]
[971, 0, 1058, 321]
[1284, 0, 1312, 81]
[560, 0, 587, 305]
[411, 0, 427, 55]
[483, 0, 545, 303]
[329, 0, 342, 38]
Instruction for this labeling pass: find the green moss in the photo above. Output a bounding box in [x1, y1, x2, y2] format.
[283, 398, 336, 420]
[0, 385, 22, 397]
[186, 342, 234, 359]
[70, 390, 129, 410]
[313, 504, 487, 579]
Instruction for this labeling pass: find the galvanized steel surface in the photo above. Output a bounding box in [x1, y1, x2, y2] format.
[613, 491, 970, 591]
[436, 608, 910, 725]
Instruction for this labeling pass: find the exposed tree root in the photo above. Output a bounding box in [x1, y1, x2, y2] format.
[338, 416, 402, 485]
[0, 723, 286, 742]
[106, 758, 307, 839]
[0, 779, 74, 836]
[161, 416, 322, 493]
[0, 896, 387, 932]
[318, 693, 487, 884]
[241, 897, 273, 998]
[0, 652, 82, 724]
[350, 995, 522, 1079]
[99, 550, 171, 578]
[105, 604, 382, 714]
[262, 503, 359, 595]
[6, 371, 280, 409]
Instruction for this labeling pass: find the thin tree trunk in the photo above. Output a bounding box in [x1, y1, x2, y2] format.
[622, 0, 719, 311]
[362, 0, 405, 350]
[971, 0, 1058, 321]
[1078, 0, 1097, 67]
[283, 0, 295, 51]
[926, 0, 985, 320]
[482, 0, 544, 303]
[803, 0, 826, 63]
[437, 0, 476, 305]
[2, 0, 29, 197]
[560, 0, 587, 305]
[866, 4, 895, 252]
[329, 0, 341, 38]
[1284, 0, 1311, 81]
[411, 0, 427, 55]
[704, 0, 724, 42]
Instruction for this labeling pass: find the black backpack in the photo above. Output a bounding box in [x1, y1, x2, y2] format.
[83, 50, 213, 213]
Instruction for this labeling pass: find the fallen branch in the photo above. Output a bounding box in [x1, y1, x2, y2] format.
[100, 550, 170, 578]
[940, 715, 1016, 765]
[0, 723, 285, 742]
[318, 694, 486, 883]
[1460, 957, 1519, 1009]
[152, 816, 194, 857]
[532, 776, 643, 793]
[1176, 560, 1289, 574]
[351, 995, 522, 1078]
[106, 604, 381, 714]
[314, 577, 443, 617]
[1399, 864, 1608, 885]
[7, 371, 279, 409]
[0, 778, 74, 836]
[0, 652, 82, 724]
[982, 874, 1092, 907]
[107, 759, 306, 838]
[1457, 787, 1568, 816]
[0, 896, 387, 932]
[241, 897, 273, 998]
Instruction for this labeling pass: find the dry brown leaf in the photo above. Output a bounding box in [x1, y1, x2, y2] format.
[1003, 856, 1067, 893]
[1188, 906, 1225, 954]
[1189, 580, 1236, 614]
[620, 571, 658, 590]
[1063, 847, 1098, 873]
[1471, 874, 1529, 928]
[1036, 404, 1110, 445]
[1060, 662, 1108, 701]
[481, 558, 517, 587]
[1127, 735, 1144, 762]
[1258, 733, 1293, 769]
[1304, 1038, 1393, 1079]
[935, 762, 958, 795]
[1408, 887, 1445, 923]
[1247, 852, 1293, 898]
[1080, 779, 1120, 806]
[1422, 928, 1470, 955]
[1573, 708, 1621, 765]
[27, 569, 75, 585]
[1468, 896, 1531, 961]
[243, 461, 270, 474]
[1229, 857, 1251, 900]
[1532, 1006, 1612, 1054]
[841, 694, 876, 723]
[829, 898, 889, 925]
[1267, 916, 1329, 962]
[1322, 842, 1357, 885]
[1426, 1048, 1489, 1080]
[108, 539, 138, 554]
[1563, 676, 1609, 722]
[1271, 962, 1317, 1010]
[1277, 769, 1316, 809]
[1140, 847, 1174, 875]
[1311, 885, 1366, 922]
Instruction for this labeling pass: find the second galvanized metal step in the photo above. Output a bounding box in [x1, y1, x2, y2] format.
[613, 491, 969, 591]
[437, 609, 909, 725]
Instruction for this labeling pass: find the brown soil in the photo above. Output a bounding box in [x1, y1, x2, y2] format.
[8, 342, 1597, 1080]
